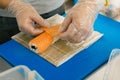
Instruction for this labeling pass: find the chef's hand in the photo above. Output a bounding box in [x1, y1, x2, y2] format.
[60, 0, 104, 43]
[6, 0, 49, 36]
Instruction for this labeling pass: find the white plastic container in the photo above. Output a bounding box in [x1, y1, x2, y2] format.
[0, 65, 44, 80]
[104, 49, 120, 80]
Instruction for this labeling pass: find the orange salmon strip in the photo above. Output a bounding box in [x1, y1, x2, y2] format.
[41, 24, 61, 36]
[29, 24, 61, 53]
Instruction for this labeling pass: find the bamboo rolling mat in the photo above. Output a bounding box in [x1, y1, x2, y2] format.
[12, 14, 103, 67]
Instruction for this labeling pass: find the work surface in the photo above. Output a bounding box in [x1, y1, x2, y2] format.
[0, 14, 120, 80]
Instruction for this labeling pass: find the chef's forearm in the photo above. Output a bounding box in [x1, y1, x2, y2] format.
[78, 0, 105, 10]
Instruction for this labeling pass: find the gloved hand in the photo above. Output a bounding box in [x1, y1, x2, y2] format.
[59, 0, 104, 43]
[6, 0, 49, 36]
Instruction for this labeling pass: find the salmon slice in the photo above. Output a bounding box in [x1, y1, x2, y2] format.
[29, 24, 61, 53]
[41, 24, 61, 36]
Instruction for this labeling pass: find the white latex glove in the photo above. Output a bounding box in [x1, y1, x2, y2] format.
[60, 0, 104, 43]
[6, 0, 49, 36]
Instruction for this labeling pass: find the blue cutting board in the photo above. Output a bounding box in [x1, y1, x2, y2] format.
[0, 14, 120, 80]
